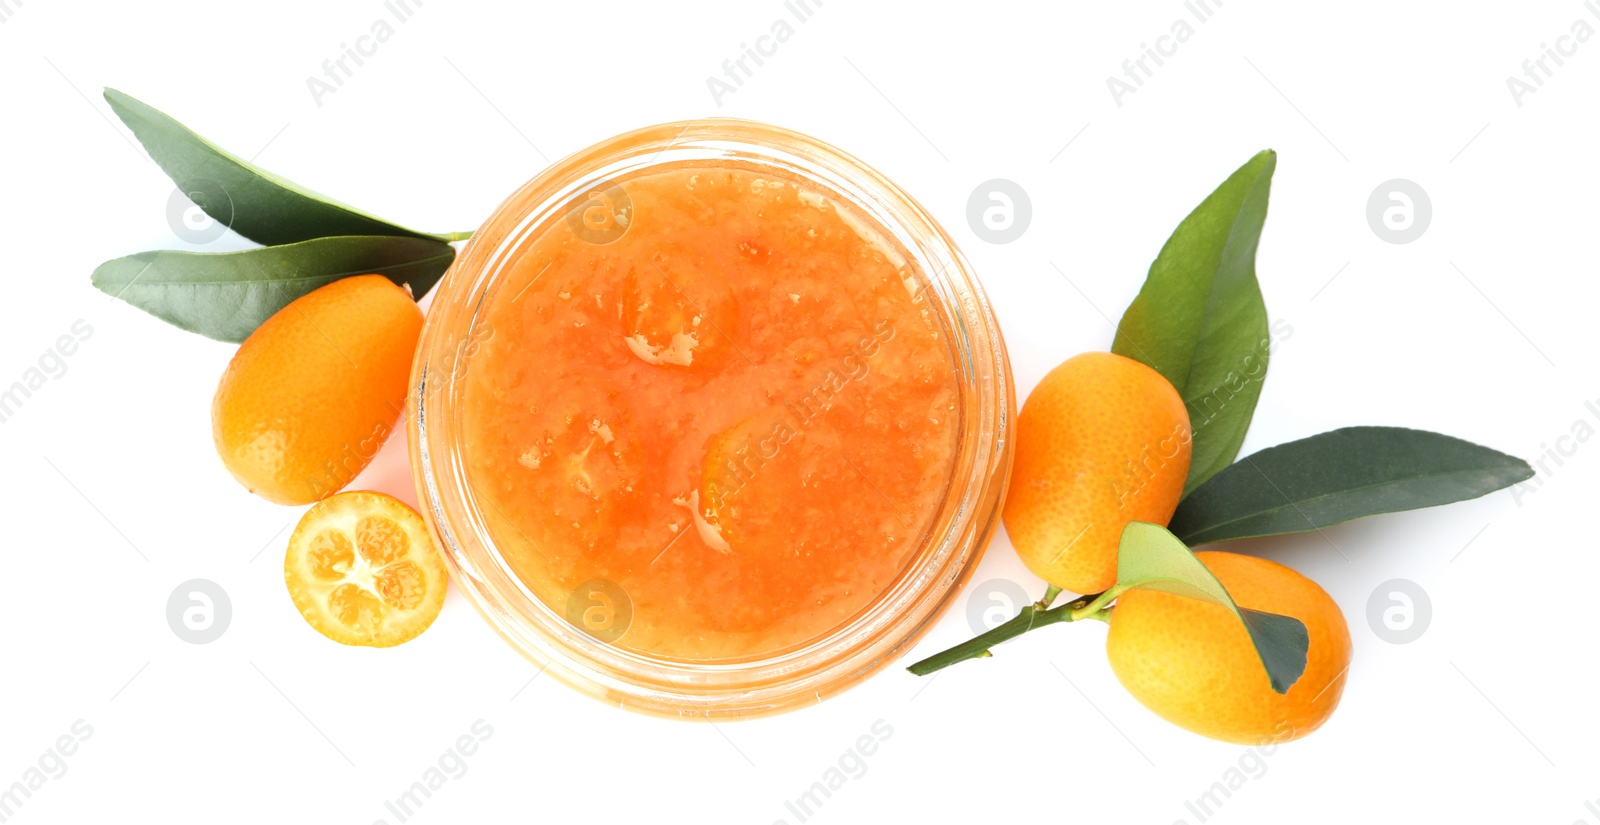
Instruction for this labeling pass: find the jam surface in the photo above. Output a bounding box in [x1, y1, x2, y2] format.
[461, 163, 959, 660]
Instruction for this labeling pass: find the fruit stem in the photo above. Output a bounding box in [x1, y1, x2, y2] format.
[1080, 606, 1113, 623]
[1036, 584, 1063, 610]
[906, 588, 1116, 676]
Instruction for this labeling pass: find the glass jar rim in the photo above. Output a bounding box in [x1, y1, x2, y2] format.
[409, 118, 1014, 719]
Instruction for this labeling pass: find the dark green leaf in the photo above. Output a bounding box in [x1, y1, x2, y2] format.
[92, 235, 454, 343]
[1235, 608, 1312, 694]
[1116, 522, 1308, 694]
[1113, 150, 1276, 496]
[104, 88, 441, 246]
[1170, 426, 1534, 545]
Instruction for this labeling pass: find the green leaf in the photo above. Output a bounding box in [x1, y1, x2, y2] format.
[92, 235, 455, 343]
[104, 88, 441, 246]
[1116, 522, 1308, 694]
[1169, 426, 1534, 546]
[1113, 150, 1276, 496]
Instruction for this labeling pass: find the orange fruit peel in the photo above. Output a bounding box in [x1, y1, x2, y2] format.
[213, 274, 423, 506]
[1002, 351, 1192, 595]
[1106, 550, 1352, 744]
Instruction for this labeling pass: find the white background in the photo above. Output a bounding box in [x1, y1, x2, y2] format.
[2, 1, 1596, 823]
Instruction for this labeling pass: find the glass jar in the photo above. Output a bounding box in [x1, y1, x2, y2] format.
[409, 119, 1013, 719]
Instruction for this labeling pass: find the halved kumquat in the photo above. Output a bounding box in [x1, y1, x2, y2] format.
[285, 491, 447, 647]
